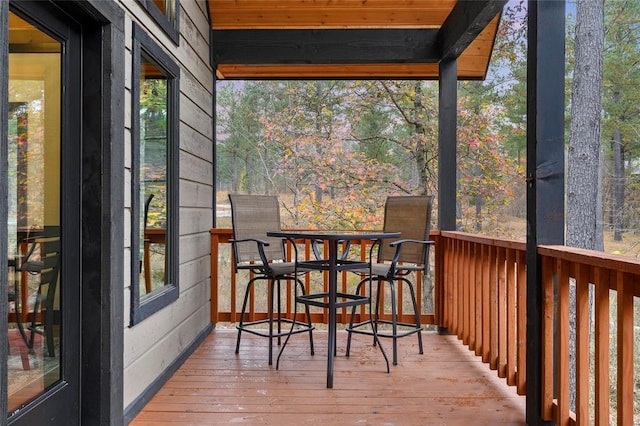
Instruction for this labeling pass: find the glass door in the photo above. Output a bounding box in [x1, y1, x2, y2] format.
[6, 2, 81, 424]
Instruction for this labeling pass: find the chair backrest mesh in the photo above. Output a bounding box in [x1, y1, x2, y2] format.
[378, 195, 433, 264]
[228, 194, 286, 264]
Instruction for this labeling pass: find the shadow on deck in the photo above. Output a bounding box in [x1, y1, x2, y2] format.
[131, 329, 526, 425]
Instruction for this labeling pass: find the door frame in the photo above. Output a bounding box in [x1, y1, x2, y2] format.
[1, 1, 125, 424]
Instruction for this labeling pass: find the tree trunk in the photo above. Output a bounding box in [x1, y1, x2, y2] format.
[262, 146, 270, 195]
[474, 159, 483, 232]
[567, 0, 604, 250]
[244, 156, 252, 194]
[315, 184, 323, 203]
[474, 194, 483, 232]
[412, 82, 429, 195]
[567, 0, 604, 412]
[232, 150, 239, 193]
[611, 109, 625, 241]
[596, 144, 604, 251]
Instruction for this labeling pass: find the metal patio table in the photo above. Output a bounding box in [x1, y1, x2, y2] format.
[267, 230, 400, 388]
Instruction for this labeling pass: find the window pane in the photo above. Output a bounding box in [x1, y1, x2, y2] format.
[151, 0, 175, 22]
[139, 54, 168, 298]
[7, 10, 62, 413]
[130, 23, 178, 325]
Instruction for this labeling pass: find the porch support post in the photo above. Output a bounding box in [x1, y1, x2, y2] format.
[526, 1, 565, 424]
[0, 0, 8, 416]
[212, 68, 218, 227]
[438, 58, 457, 231]
[210, 29, 219, 227]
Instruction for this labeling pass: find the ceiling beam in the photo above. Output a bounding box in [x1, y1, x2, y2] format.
[211, 28, 440, 65]
[439, 0, 507, 60]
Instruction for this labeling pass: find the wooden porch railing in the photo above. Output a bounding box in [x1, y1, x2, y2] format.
[211, 228, 640, 424]
[538, 245, 640, 426]
[437, 231, 527, 396]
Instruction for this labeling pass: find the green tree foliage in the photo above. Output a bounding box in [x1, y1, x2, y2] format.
[261, 81, 405, 228]
[348, 80, 439, 197]
[140, 77, 168, 227]
[216, 76, 526, 232]
[457, 96, 523, 233]
[601, 0, 640, 241]
[216, 82, 278, 194]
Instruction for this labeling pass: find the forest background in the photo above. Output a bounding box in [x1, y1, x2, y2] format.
[215, 0, 640, 259]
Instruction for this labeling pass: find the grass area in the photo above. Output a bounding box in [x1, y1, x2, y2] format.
[491, 213, 640, 258]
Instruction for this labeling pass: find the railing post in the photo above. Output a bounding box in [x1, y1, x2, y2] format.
[540, 255, 554, 421]
[210, 229, 220, 323]
[617, 272, 634, 426]
[210, 228, 233, 323]
[574, 263, 590, 424]
[594, 266, 610, 424]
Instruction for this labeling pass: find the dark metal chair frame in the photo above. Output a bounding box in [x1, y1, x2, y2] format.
[9, 229, 60, 359]
[346, 195, 434, 365]
[228, 194, 314, 365]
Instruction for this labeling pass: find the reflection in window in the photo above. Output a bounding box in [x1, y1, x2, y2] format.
[151, 0, 176, 23]
[7, 10, 62, 413]
[137, 0, 179, 44]
[131, 23, 179, 325]
[139, 54, 168, 295]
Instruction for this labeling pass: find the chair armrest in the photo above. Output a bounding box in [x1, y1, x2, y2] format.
[229, 237, 270, 246]
[229, 237, 271, 273]
[230, 236, 303, 278]
[20, 260, 45, 274]
[389, 239, 434, 247]
[387, 239, 434, 276]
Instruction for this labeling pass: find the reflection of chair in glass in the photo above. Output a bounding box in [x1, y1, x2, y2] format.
[10, 228, 60, 358]
[228, 194, 314, 365]
[7, 283, 31, 370]
[143, 193, 154, 293]
[346, 195, 434, 365]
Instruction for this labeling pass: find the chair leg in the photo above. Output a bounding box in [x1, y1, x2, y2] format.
[345, 277, 367, 357]
[276, 279, 282, 346]
[238, 274, 314, 367]
[275, 280, 295, 370]
[235, 279, 255, 354]
[344, 276, 390, 373]
[43, 293, 56, 357]
[368, 276, 390, 373]
[389, 278, 423, 364]
[8, 329, 31, 370]
[348, 275, 423, 365]
[373, 280, 384, 347]
[269, 278, 290, 364]
[19, 346, 31, 370]
[389, 280, 398, 366]
[297, 278, 314, 356]
[268, 279, 276, 365]
[406, 280, 424, 355]
[276, 277, 315, 370]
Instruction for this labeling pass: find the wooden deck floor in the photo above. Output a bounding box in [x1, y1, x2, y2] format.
[131, 328, 526, 425]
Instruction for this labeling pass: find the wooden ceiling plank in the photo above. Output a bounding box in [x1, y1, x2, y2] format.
[209, 0, 457, 10]
[212, 28, 440, 65]
[215, 62, 487, 80]
[210, 10, 451, 29]
[463, 27, 500, 55]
